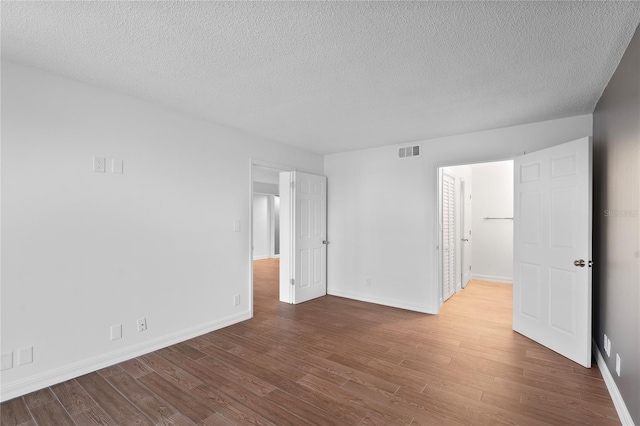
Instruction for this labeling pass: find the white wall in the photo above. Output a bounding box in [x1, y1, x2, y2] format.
[470, 161, 514, 283]
[0, 61, 323, 400]
[325, 115, 593, 314]
[252, 195, 270, 259]
[593, 25, 640, 425]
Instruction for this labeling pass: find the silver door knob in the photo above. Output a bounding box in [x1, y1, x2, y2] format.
[322, 240, 329, 244]
[461, 238, 469, 242]
[574, 259, 585, 267]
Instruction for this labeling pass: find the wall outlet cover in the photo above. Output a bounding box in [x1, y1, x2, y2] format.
[137, 318, 148, 332]
[93, 156, 106, 173]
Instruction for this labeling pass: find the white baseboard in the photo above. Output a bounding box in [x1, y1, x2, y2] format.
[0, 311, 251, 403]
[328, 289, 436, 314]
[471, 274, 513, 284]
[253, 255, 269, 260]
[592, 339, 635, 426]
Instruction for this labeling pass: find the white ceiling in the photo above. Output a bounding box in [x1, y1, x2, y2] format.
[2, 1, 639, 155]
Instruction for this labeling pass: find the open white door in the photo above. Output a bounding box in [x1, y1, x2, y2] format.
[460, 179, 472, 288]
[513, 137, 592, 367]
[280, 171, 327, 304]
[442, 172, 456, 301]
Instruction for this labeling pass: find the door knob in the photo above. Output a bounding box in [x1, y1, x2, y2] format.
[461, 238, 469, 242]
[573, 259, 585, 267]
[322, 240, 329, 244]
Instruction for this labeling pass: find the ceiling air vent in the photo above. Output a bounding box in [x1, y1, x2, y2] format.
[398, 145, 421, 159]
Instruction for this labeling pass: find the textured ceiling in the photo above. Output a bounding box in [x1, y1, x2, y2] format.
[2, 1, 639, 155]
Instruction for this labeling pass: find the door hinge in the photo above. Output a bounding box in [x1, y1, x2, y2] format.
[290, 278, 295, 286]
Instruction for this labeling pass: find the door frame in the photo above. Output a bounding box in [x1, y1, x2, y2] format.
[250, 159, 295, 316]
[435, 155, 514, 312]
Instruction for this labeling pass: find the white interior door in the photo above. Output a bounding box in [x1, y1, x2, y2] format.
[513, 137, 592, 367]
[281, 171, 327, 304]
[442, 172, 456, 301]
[461, 180, 472, 288]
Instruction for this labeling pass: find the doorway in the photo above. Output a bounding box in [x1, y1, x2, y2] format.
[438, 160, 514, 305]
[251, 161, 292, 307]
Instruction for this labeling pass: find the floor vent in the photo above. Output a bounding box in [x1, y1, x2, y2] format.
[398, 145, 421, 159]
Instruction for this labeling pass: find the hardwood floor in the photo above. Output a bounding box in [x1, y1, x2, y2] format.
[2, 258, 619, 425]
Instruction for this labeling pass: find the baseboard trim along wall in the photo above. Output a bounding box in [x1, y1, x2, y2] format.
[471, 274, 513, 284]
[592, 339, 635, 426]
[0, 311, 252, 403]
[328, 289, 435, 314]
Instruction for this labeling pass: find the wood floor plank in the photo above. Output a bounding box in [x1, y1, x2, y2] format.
[51, 378, 97, 416]
[200, 412, 236, 426]
[76, 372, 155, 426]
[137, 372, 214, 423]
[138, 352, 203, 390]
[104, 369, 178, 423]
[71, 406, 118, 426]
[190, 383, 275, 426]
[119, 357, 154, 378]
[161, 346, 276, 398]
[480, 391, 587, 426]
[23, 388, 55, 409]
[0, 397, 32, 426]
[264, 388, 352, 426]
[0, 262, 619, 426]
[29, 399, 75, 426]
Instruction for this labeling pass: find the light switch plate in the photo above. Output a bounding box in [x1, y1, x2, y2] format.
[111, 324, 122, 340]
[1, 352, 13, 371]
[18, 346, 33, 366]
[93, 157, 106, 173]
[111, 159, 124, 174]
[233, 220, 241, 232]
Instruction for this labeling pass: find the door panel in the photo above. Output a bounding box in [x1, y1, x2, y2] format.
[293, 172, 327, 304]
[513, 137, 592, 367]
[461, 180, 472, 288]
[442, 172, 456, 301]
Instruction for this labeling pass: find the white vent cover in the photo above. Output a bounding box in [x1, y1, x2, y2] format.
[398, 145, 421, 158]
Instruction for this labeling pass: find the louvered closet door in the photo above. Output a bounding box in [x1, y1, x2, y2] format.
[442, 173, 456, 301]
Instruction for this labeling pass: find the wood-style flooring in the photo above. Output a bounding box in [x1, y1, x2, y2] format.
[2, 258, 619, 425]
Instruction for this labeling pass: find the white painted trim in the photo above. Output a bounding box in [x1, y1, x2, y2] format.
[471, 274, 513, 284]
[328, 289, 436, 315]
[0, 311, 251, 403]
[253, 255, 269, 260]
[592, 340, 635, 426]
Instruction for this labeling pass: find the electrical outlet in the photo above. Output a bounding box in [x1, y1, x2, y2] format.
[233, 294, 241, 306]
[93, 156, 106, 173]
[616, 354, 621, 376]
[137, 318, 147, 332]
[365, 278, 372, 287]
